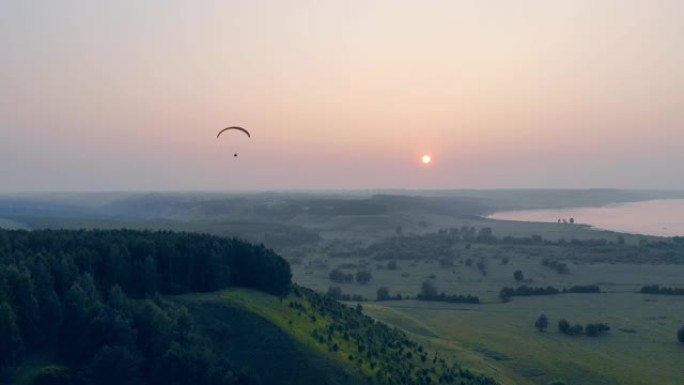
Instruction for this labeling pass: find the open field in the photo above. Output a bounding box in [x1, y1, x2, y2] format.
[288, 233, 684, 385]
[364, 293, 684, 385]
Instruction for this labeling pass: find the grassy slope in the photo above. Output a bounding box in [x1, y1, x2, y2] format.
[181, 288, 498, 385]
[176, 291, 363, 385]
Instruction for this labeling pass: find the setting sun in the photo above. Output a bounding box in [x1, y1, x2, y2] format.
[422, 155, 431, 164]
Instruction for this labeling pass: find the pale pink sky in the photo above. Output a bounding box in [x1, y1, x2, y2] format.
[1, 1, 682, 191]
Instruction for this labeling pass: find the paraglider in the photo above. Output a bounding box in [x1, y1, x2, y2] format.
[217, 126, 251, 158]
[217, 126, 250, 138]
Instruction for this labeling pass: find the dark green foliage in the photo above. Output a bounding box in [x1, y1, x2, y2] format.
[352, 226, 684, 266]
[0, 229, 291, 297]
[585, 323, 610, 337]
[640, 285, 684, 295]
[0, 229, 289, 384]
[568, 324, 584, 336]
[475, 227, 496, 243]
[376, 287, 402, 301]
[535, 314, 548, 332]
[564, 285, 601, 294]
[326, 286, 343, 300]
[0, 301, 24, 367]
[86, 346, 143, 385]
[541, 258, 570, 274]
[30, 365, 72, 385]
[328, 269, 353, 283]
[500, 285, 600, 302]
[417, 281, 480, 304]
[677, 326, 684, 344]
[355, 270, 372, 284]
[563, 323, 583, 336]
[324, 286, 364, 301]
[558, 319, 609, 337]
[513, 270, 524, 281]
[499, 286, 559, 302]
[376, 286, 389, 301]
[291, 285, 497, 385]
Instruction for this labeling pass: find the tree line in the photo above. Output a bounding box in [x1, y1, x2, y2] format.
[351, 226, 684, 265]
[0, 229, 291, 297]
[416, 281, 480, 304]
[500, 285, 600, 302]
[640, 285, 684, 295]
[534, 314, 610, 337]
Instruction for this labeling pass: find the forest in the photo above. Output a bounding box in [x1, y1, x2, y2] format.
[0, 229, 291, 385]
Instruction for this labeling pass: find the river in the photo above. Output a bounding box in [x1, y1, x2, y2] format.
[487, 199, 684, 237]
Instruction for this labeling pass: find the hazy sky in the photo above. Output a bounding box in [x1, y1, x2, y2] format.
[1, 0, 682, 192]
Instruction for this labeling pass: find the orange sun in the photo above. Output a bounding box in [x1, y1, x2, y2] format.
[421, 154, 431, 164]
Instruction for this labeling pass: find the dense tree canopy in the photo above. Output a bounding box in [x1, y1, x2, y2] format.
[0, 229, 292, 384]
[0, 229, 291, 297]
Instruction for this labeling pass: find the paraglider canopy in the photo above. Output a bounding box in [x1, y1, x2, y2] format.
[217, 126, 251, 138]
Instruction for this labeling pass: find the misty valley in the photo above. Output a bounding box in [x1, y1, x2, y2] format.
[1, 189, 683, 385]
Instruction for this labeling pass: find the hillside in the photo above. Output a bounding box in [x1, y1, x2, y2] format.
[177, 292, 364, 385]
[181, 286, 498, 385]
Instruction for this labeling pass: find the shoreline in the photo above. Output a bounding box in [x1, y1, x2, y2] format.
[487, 199, 684, 238]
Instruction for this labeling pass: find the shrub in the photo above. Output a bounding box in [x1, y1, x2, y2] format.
[377, 287, 390, 301]
[329, 269, 353, 283]
[514, 270, 524, 281]
[535, 314, 548, 332]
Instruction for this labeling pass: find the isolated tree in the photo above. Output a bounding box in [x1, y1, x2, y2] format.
[569, 218, 575, 224]
[514, 270, 524, 281]
[678, 326, 684, 344]
[376, 287, 390, 301]
[419, 280, 439, 300]
[535, 314, 548, 332]
[501, 257, 509, 265]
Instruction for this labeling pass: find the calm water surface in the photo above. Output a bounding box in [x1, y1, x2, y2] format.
[488, 199, 684, 237]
